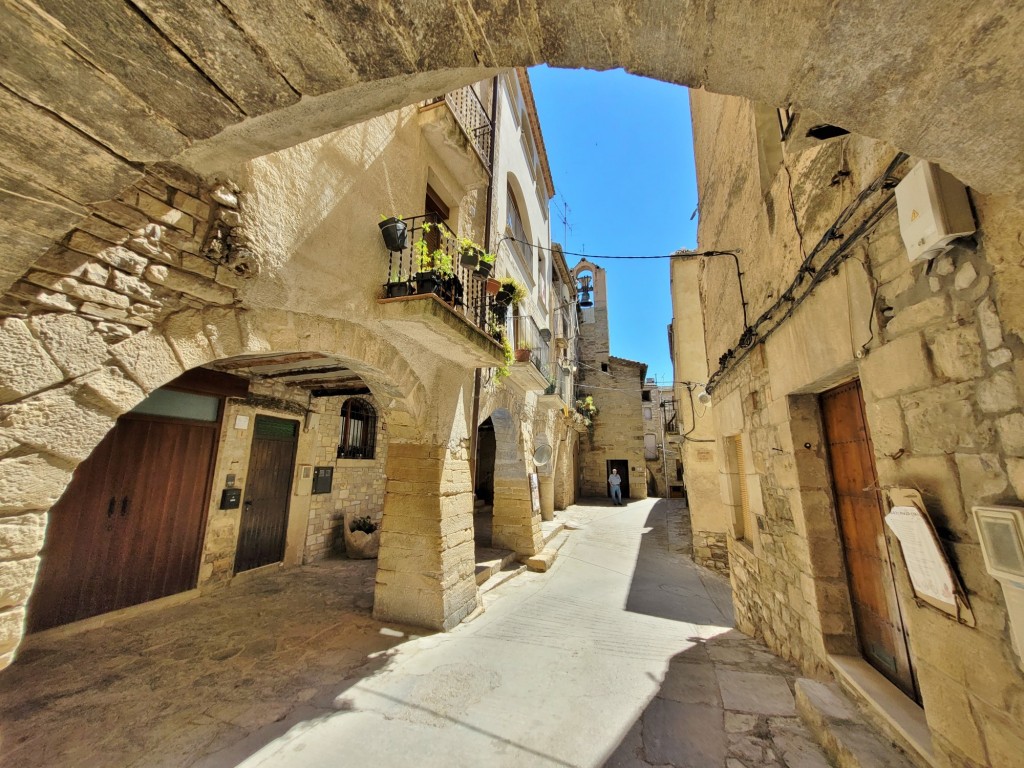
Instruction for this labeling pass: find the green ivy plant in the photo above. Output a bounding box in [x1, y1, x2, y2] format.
[494, 335, 513, 384]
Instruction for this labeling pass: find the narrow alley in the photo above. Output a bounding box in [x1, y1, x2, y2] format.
[0, 499, 867, 767]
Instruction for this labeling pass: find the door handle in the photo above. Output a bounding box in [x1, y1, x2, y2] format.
[121, 496, 130, 517]
[107, 497, 116, 518]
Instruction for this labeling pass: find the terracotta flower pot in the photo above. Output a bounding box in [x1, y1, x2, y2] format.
[515, 348, 531, 363]
[485, 277, 500, 296]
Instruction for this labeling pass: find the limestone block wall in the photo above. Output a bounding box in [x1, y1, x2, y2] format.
[577, 359, 648, 500]
[0, 167, 246, 668]
[302, 395, 388, 561]
[688, 88, 1024, 767]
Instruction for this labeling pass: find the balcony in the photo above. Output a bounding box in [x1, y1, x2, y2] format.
[420, 86, 493, 189]
[508, 313, 552, 392]
[378, 214, 504, 369]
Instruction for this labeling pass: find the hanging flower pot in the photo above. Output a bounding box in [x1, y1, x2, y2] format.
[484, 277, 500, 296]
[460, 245, 481, 268]
[494, 288, 513, 308]
[475, 258, 494, 279]
[379, 217, 408, 252]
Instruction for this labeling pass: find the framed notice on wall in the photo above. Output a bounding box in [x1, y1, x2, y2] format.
[529, 472, 541, 515]
[884, 488, 975, 625]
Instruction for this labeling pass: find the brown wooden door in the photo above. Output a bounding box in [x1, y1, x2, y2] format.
[821, 380, 918, 700]
[28, 415, 217, 633]
[234, 416, 298, 573]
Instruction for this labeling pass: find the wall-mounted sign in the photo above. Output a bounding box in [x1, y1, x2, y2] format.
[529, 472, 541, 516]
[885, 488, 974, 625]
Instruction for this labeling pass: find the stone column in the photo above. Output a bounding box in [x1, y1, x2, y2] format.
[492, 476, 543, 555]
[538, 474, 554, 521]
[373, 441, 480, 631]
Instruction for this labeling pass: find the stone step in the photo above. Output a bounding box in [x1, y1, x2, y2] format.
[523, 530, 571, 572]
[795, 679, 919, 768]
[479, 563, 527, 595]
[474, 548, 517, 585]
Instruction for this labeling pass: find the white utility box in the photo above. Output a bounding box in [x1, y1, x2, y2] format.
[973, 505, 1024, 669]
[895, 160, 975, 262]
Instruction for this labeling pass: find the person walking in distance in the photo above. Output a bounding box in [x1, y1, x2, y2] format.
[609, 468, 623, 506]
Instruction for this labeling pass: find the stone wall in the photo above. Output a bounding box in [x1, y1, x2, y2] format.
[303, 395, 388, 562]
[577, 358, 649, 500]
[686, 89, 1024, 767]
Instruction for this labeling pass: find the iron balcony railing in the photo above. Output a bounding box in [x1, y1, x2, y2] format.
[512, 313, 552, 382]
[424, 85, 494, 172]
[383, 213, 494, 335]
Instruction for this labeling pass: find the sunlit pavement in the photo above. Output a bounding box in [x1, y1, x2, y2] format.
[0, 499, 830, 767]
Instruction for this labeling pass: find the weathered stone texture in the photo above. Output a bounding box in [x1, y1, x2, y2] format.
[685, 88, 1024, 768]
[0, 317, 63, 403]
[302, 395, 388, 562]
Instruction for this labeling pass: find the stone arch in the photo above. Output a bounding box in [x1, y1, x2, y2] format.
[0, 304, 426, 665]
[478, 406, 543, 556]
[1, 3, 1020, 292]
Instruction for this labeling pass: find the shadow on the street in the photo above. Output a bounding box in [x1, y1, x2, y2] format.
[624, 498, 735, 626]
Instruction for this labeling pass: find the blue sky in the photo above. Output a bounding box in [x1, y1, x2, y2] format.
[528, 66, 698, 385]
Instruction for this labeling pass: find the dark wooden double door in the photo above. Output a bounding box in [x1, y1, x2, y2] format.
[821, 380, 918, 701]
[28, 414, 217, 633]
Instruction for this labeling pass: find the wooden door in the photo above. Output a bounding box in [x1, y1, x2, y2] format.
[28, 415, 217, 633]
[234, 416, 298, 573]
[607, 459, 630, 499]
[821, 380, 918, 700]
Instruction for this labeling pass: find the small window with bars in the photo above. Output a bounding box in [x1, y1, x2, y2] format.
[338, 398, 377, 460]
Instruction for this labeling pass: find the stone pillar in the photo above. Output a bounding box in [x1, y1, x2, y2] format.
[539, 474, 554, 521]
[492, 476, 543, 555]
[373, 441, 480, 631]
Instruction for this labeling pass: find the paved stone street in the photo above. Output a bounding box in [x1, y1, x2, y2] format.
[0, 499, 829, 767]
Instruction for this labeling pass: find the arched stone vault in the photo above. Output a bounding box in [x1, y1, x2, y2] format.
[1, 2, 1022, 293]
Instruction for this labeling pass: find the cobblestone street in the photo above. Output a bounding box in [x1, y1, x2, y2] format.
[2, 498, 836, 767]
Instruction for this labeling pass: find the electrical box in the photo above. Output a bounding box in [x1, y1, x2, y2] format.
[895, 160, 975, 262]
[973, 505, 1024, 669]
[312, 466, 334, 495]
[220, 488, 242, 510]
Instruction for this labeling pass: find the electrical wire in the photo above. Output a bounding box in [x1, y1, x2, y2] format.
[497, 234, 737, 261]
[704, 152, 908, 394]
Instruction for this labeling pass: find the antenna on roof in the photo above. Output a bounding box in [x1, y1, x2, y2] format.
[555, 194, 572, 248]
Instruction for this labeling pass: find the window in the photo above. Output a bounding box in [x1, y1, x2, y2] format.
[600, 363, 609, 373]
[728, 434, 756, 544]
[642, 390, 652, 403]
[506, 184, 532, 271]
[338, 398, 376, 459]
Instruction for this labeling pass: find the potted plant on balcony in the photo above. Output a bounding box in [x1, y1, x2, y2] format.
[413, 236, 455, 296]
[493, 276, 526, 310]
[459, 236, 484, 268]
[379, 215, 408, 252]
[475, 251, 496, 279]
[494, 335, 513, 384]
[384, 262, 412, 298]
[515, 341, 531, 363]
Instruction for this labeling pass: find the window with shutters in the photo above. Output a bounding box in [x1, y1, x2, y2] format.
[338, 399, 377, 460]
[728, 434, 755, 544]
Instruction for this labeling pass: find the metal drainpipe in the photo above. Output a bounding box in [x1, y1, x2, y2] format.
[470, 75, 499, 494]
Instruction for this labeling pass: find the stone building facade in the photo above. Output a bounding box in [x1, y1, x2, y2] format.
[0, 72, 576, 669]
[675, 89, 1024, 767]
[573, 260, 648, 502]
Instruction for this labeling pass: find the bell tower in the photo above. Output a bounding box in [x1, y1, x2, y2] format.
[573, 259, 609, 366]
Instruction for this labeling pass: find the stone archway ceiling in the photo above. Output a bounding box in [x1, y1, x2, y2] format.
[213, 352, 370, 396]
[0, 1, 1022, 293]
